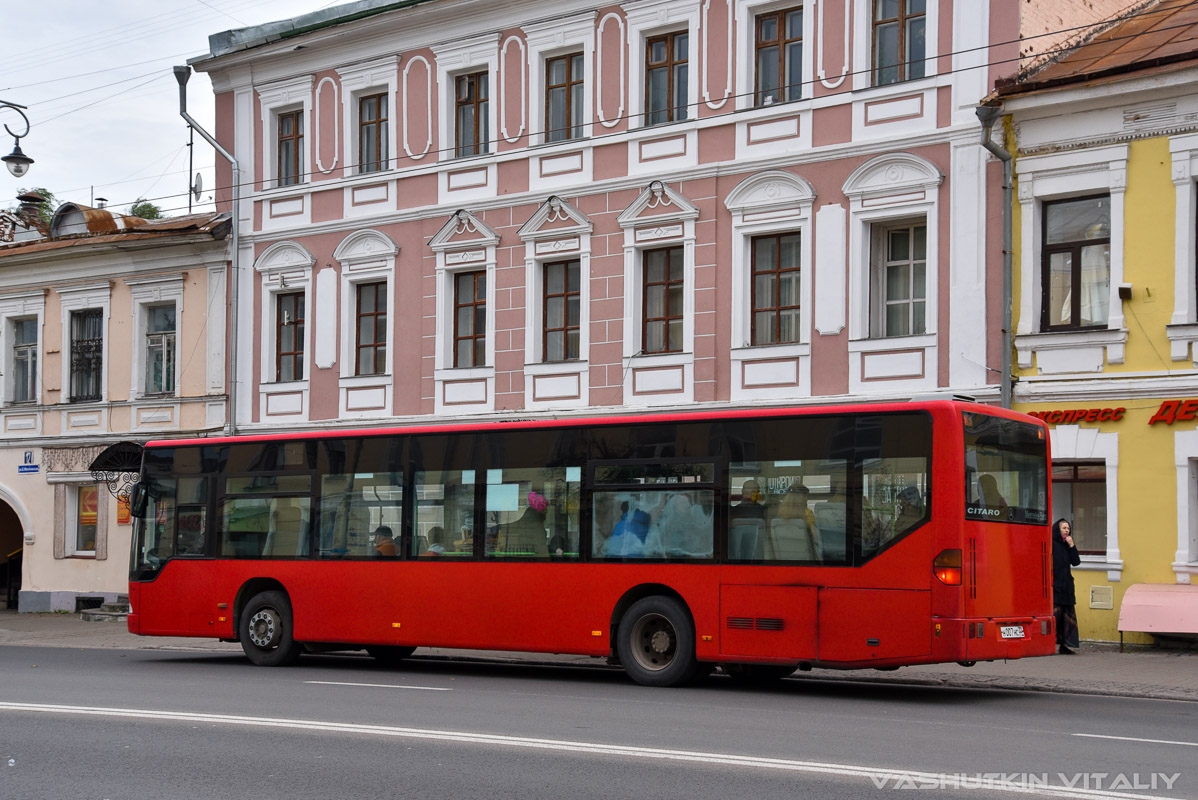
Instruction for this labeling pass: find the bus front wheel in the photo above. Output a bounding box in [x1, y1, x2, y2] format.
[617, 596, 698, 687]
[240, 590, 302, 666]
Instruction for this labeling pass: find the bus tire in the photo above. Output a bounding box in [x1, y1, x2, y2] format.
[240, 590, 302, 666]
[366, 645, 417, 665]
[617, 596, 698, 687]
[722, 663, 795, 683]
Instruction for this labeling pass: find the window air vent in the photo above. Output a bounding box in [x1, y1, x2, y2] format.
[726, 617, 754, 630]
[756, 618, 785, 631]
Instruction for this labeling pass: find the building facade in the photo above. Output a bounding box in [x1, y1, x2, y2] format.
[998, 0, 1198, 642]
[0, 202, 230, 611]
[193, 0, 1089, 435]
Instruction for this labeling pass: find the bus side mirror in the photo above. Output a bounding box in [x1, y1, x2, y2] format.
[129, 482, 146, 517]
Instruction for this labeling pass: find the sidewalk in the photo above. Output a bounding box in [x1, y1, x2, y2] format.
[1, 610, 1194, 702]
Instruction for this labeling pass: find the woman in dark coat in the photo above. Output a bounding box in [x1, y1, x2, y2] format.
[1051, 518, 1082, 654]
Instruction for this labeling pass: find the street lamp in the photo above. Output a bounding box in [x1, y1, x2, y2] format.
[1, 100, 34, 178]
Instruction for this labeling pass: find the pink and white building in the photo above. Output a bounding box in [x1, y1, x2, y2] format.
[189, 0, 1088, 428]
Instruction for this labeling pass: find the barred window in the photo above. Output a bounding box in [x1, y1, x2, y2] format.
[70, 309, 103, 402]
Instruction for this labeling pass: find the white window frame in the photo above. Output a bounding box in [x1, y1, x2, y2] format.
[1166, 133, 1198, 361]
[1014, 145, 1128, 374]
[625, 0, 700, 131]
[1173, 428, 1198, 583]
[430, 210, 498, 414]
[870, 216, 929, 339]
[617, 181, 699, 406]
[843, 153, 940, 395]
[432, 34, 499, 162]
[0, 290, 44, 407]
[844, 154, 940, 340]
[127, 276, 183, 400]
[338, 57, 397, 177]
[525, 14, 596, 146]
[257, 76, 314, 191]
[518, 196, 594, 411]
[724, 169, 815, 401]
[67, 481, 99, 558]
[58, 283, 111, 405]
[733, 0, 815, 112]
[1050, 425, 1121, 581]
[254, 241, 315, 422]
[335, 230, 397, 419]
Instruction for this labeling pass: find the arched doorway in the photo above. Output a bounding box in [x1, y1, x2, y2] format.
[0, 501, 22, 609]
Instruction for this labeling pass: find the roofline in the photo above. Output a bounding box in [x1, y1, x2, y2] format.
[191, 0, 434, 66]
[996, 48, 1198, 100]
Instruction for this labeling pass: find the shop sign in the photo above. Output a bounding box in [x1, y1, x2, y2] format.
[1148, 399, 1198, 425]
[1025, 408, 1125, 425]
[17, 450, 38, 474]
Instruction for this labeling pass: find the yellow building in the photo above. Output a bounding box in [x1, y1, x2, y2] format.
[994, 0, 1198, 643]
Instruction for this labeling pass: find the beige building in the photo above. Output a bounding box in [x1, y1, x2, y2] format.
[0, 199, 230, 611]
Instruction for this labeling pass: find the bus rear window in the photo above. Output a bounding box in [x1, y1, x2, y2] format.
[963, 413, 1049, 525]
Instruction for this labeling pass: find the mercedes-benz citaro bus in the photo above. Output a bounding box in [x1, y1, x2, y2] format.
[128, 399, 1054, 686]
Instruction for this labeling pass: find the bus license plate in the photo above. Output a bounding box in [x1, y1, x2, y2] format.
[1000, 625, 1025, 640]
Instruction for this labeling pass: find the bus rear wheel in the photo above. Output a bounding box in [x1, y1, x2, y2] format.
[240, 590, 302, 666]
[367, 645, 417, 666]
[617, 596, 698, 687]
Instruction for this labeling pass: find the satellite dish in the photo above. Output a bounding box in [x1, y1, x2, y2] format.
[191, 173, 203, 203]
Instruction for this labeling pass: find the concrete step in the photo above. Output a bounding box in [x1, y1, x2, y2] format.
[100, 602, 129, 613]
[80, 609, 128, 623]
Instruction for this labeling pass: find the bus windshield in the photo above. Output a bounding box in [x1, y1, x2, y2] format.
[963, 412, 1048, 525]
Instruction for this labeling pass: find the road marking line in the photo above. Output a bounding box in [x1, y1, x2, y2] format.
[1073, 733, 1198, 748]
[304, 680, 451, 692]
[0, 701, 1164, 800]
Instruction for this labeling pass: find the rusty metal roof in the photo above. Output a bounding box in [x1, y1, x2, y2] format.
[0, 211, 231, 260]
[997, 0, 1198, 98]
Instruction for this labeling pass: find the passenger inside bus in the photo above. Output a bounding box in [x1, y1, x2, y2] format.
[603, 501, 652, 557]
[768, 484, 820, 561]
[895, 486, 925, 532]
[978, 473, 1008, 511]
[499, 491, 549, 556]
[729, 479, 767, 560]
[424, 526, 446, 556]
[372, 526, 397, 557]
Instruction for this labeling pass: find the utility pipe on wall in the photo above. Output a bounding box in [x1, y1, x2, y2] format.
[976, 104, 1013, 410]
[174, 65, 241, 436]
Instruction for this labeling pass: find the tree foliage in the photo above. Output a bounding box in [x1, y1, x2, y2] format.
[130, 198, 164, 220]
[6, 187, 56, 227]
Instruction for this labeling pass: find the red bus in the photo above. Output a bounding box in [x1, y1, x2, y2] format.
[128, 399, 1054, 686]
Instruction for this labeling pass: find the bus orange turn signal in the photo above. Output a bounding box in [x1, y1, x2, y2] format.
[933, 549, 962, 585]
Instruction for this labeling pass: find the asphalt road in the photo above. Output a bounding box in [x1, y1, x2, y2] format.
[1, 647, 1195, 800]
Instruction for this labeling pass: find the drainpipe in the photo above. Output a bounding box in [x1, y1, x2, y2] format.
[976, 104, 1013, 410]
[175, 65, 240, 436]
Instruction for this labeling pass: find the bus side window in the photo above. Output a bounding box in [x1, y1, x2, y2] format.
[485, 467, 582, 560]
[414, 471, 476, 558]
[861, 457, 927, 558]
[730, 461, 847, 563]
[317, 472, 403, 558]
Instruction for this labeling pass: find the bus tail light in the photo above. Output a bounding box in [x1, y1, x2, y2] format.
[933, 549, 962, 585]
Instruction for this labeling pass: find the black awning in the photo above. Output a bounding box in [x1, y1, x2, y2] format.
[88, 441, 145, 473]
